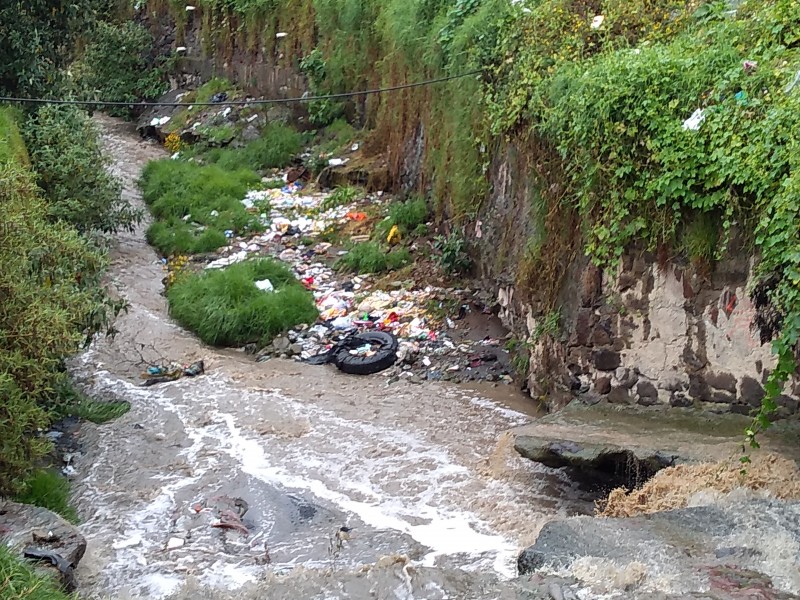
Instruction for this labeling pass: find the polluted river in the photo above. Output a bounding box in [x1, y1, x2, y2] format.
[64, 115, 593, 599]
[57, 116, 800, 600]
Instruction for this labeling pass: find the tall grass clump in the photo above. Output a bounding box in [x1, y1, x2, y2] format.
[335, 242, 411, 274]
[139, 159, 263, 255]
[14, 469, 79, 524]
[200, 123, 302, 172]
[0, 545, 73, 600]
[0, 107, 29, 167]
[167, 259, 318, 346]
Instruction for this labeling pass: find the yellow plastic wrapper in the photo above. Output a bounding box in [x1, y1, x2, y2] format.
[386, 224, 400, 244]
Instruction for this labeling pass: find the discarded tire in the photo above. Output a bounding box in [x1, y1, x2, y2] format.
[332, 331, 398, 375]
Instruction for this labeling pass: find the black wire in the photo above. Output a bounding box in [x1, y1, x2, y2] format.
[0, 69, 483, 108]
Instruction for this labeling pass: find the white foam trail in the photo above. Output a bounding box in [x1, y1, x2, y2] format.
[212, 411, 518, 577]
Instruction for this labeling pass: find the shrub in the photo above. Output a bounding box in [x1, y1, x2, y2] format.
[72, 21, 168, 118]
[24, 105, 141, 234]
[139, 159, 264, 255]
[166, 259, 318, 346]
[0, 161, 121, 495]
[335, 242, 411, 274]
[0, 376, 51, 499]
[14, 469, 79, 524]
[0, 544, 73, 600]
[0, 0, 106, 98]
[433, 233, 472, 275]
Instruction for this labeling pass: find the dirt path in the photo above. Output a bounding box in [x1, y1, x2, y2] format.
[66, 115, 590, 599]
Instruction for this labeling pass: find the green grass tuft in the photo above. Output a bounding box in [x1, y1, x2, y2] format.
[194, 77, 237, 103]
[68, 400, 131, 424]
[14, 469, 78, 524]
[139, 159, 264, 255]
[318, 186, 361, 213]
[335, 242, 411, 274]
[681, 212, 721, 264]
[205, 123, 303, 171]
[0, 545, 73, 600]
[375, 195, 429, 241]
[167, 259, 319, 347]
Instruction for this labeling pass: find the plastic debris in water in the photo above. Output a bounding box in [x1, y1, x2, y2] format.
[682, 108, 706, 131]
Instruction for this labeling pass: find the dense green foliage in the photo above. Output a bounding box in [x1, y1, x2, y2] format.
[0, 107, 129, 496]
[167, 259, 318, 346]
[0, 161, 112, 495]
[24, 105, 141, 234]
[72, 21, 168, 117]
[203, 124, 303, 171]
[0, 544, 74, 600]
[0, 0, 108, 97]
[14, 469, 79, 523]
[140, 159, 263, 255]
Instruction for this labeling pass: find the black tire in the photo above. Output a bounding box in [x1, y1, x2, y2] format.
[332, 331, 398, 375]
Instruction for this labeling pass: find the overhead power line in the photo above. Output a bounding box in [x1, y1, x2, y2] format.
[0, 69, 484, 108]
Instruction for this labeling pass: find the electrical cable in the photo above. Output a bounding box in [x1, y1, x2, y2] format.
[0, 69, 484, 108]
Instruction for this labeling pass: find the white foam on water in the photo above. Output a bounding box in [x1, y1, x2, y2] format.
[199, 560, 261, 589]
[71, 354, 561, 593]
[465, 395, 531, 424]
[138, 573, 184, 598]
[212, 410, 519, 578]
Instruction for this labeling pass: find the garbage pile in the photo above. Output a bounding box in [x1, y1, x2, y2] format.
[195, 173, 514, 384]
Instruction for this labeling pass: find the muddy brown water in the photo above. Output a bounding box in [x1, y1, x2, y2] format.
[66, 116, 592, 599]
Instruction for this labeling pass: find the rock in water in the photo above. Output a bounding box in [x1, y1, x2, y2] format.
[518, 497, 800, 599]
[512, 400, 800, 489]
